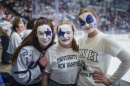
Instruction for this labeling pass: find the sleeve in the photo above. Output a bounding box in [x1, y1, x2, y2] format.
[2, 26, 7, 30]
[104, 37, 123, 57]
[12, 47, 41, 84]
[44, 50, 51, 73]
[12, 33, 22, 48]
[108, 49, 130, 84]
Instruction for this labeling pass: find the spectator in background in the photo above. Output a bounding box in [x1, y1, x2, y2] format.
[7, 22, 24, 56]
[0, 13, 12, 64]
[0, 6, 6, 22]
[26, 18, 36, 30]
[23, 18, 36, 38]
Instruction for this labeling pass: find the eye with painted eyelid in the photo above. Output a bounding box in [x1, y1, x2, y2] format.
[79, 18, 85, 26]
[86, 14, 94, 23]
[66, 31, 71, 34]
[38, 32, 44, 35]
[45, 31, 51, 35]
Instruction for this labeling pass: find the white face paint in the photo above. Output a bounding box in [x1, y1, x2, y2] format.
[79, 12, 97, 33]
[58, 24, 74, 45]
[37, 25, 52, 47]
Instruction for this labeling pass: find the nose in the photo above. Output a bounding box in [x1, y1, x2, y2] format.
[85, 23, 89, 27]
[64, 33, 68, 38]
[43, 34, 47, 39]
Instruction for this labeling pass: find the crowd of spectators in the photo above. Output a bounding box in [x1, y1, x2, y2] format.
[0, 0, 130, 34]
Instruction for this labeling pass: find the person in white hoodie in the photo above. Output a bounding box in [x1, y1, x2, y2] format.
[77, 8, 130, 86]
[10, 17, 55, 86]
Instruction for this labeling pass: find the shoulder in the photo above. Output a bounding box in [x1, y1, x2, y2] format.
[19, 46, 34, 55]
[46, 43, 58, 52]
[101, 33, 116, 44]
[78, 34, 88, 45]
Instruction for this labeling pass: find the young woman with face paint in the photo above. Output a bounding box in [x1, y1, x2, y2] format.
[41, 20, 79, 86]
[77, 8, 130, 86]
[10, 17, 55, 86]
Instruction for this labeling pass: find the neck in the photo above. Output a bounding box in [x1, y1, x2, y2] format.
[88, 28, 99, 37]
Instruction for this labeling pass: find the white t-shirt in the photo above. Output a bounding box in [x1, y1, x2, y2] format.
[23, 29, 32, 39]
[44, 43, 80, 84]
[77, 32, 123, 86]
[0, 21, 12, 36]
[7, 32, 22, 54]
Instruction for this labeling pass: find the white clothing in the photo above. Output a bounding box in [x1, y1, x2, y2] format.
[44, 43, 80, 84]
[0, 13, 6, 22]
[1, 21, 12, 36]
[7, 32, 22, 54]
[77, 32, 123, 86]
[11, 46, 43, 85]
[22, 29, 32, 39]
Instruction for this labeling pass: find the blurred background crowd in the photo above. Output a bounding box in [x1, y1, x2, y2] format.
[0, 0, 130, 34]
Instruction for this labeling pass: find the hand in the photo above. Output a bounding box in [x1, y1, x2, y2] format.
[39, 56, 47, 67]
[92, 71, 111, 86]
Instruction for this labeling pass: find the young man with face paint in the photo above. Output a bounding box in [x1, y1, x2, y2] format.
[77, 8, 130, 86]
[41, 20, 79, 86]
[10, 17, 55, 86]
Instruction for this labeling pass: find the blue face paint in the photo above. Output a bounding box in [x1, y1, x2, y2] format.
[79, 18, 85, 27]
[44, 28, 51, 37]
[58, 28, 65, 37]
[79, 14, 94, 27]
[86, 14, 94, 23]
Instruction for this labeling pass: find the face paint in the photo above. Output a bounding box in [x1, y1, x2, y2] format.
[37, 25, 52, 47]
[79, 12, 97, 33]
[58, 24, 73, 45]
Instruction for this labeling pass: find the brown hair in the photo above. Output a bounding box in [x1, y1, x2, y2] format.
[12, 17, 55, 63]
[57, 20, 79, 52]
[78, 8, 98, 18]
[13, 16, 23, 24]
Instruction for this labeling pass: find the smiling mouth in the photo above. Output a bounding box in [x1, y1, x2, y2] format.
[62, 39, 69, 42]
[85, 28, 91, 30]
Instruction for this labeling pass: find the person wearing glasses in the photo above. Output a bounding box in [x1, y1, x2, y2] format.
[77, 8, 130, 86]
[10, 17, 55, 86]
[40, 20, 79, 86]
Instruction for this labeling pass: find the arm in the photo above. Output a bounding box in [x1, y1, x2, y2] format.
[42, 72, 50, 86]
[12, 33, 22, 48]
[12, 47, 42, 84]
[109, 49, 130, 84]
[93, 49, 130, 85]
[1, 29, 10, 39]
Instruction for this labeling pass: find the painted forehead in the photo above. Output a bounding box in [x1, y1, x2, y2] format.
[79, 12, 96, 26]
[58, 24, 72, 32]
[37, 24, 52, 31]
[37, 24, 52, 36]
[79, 12, 95, 20]
[58, 24, 73, 37]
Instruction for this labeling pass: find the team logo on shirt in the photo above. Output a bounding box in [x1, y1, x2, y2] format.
[57, 55, 80, 69]
[79, 49, 98, 62]
[20, 48, 28, 57]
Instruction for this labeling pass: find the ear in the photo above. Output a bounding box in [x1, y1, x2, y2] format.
[95, 17, 99, 23]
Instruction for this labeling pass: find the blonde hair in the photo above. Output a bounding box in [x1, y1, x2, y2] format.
[78, 8, 98, 18]
[57, 20, 79, 52]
